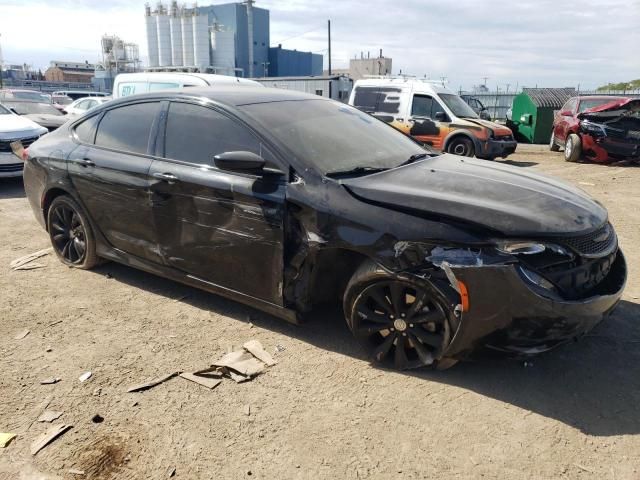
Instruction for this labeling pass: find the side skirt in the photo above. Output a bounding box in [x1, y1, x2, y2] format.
[97, 245, 300, 325]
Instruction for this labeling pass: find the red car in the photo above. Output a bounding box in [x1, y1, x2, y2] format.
[550, 95, 640, 163]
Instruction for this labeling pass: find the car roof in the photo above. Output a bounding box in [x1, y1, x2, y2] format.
[353, 78, 454, 95]
[111, 86, 328, 108]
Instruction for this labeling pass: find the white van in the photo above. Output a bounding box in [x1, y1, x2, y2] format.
[348, 77, 517, 160]
[112, 72, 262, 99]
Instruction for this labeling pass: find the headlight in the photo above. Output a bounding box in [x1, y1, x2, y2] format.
[495, 241, 546, 255]
[580, 120, 606, 136]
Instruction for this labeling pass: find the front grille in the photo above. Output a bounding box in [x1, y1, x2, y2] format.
[495, 134, 514, 141]
[0, 135, 40, 153]
[560, 223, 616, 258]
[0, 163, 24, 173]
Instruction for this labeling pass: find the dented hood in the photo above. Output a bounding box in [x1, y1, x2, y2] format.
[341, 154, 607, 236]
[578, 98, 640, 119]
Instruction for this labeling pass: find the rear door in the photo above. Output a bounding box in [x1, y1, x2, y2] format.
[67, 101, 163, 263]
[148, 100, 286, 304]
[555, 98, 578, 144]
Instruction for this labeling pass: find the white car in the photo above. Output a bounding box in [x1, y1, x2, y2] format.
[0, 103, 48, 178]
[63, 97, 111, 116]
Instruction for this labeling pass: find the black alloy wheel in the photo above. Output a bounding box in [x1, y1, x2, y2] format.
[349, 279, 451, 370]
[47, 196, 99, 269]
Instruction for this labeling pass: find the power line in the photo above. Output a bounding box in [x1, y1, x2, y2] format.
[273, 25, 324, 45]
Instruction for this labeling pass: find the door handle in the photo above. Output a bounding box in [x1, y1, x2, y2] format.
[153, 172, 179, 184]
[71, 157, 95, 167]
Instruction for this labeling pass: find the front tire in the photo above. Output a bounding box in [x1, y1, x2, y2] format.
[446, 136, 475, 157]
[343, 260, 455, 370]
[564, 133, 582, 162]
[47, 195, 99, 269]
[549, 131, 560, 152]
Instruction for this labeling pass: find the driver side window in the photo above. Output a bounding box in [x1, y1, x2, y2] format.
[411, 95, 435, 118]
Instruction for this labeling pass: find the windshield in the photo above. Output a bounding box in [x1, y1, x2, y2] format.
[578, 98, 621, 113]
[11, 91, 46, 101]
[242, 100, 428, 175]
[6, 102, 63, 116]
[439, 93, 479, 118]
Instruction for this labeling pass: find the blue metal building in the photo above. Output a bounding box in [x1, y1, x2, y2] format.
[197, 3, 269, 78]
[267, 45, 322, 77]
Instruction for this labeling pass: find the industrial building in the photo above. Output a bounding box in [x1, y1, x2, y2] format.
[323, 51, 393, 81]
[268, 45, 322, 77]
[255, 75, 352, 102]
[93, 35, 141, 92]
[144, 1, 320, 77]
[44, 61, 95, 83]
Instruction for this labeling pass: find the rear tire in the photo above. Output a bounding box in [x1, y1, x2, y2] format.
[564, 133, 582, 162]
[47, 195, 99, 269]
[549, 131, 560, 152]
[446, 136, 475, 157]
[343, 260, 456, 370]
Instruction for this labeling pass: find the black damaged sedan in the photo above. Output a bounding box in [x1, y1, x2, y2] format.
[23, 87, 626, 369]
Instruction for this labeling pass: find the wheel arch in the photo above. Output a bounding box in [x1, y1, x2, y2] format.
[443, 130, 481, 154]
[42, 187, 72, 231]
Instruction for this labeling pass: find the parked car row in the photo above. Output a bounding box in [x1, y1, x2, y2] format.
[17, 85, 626, 370]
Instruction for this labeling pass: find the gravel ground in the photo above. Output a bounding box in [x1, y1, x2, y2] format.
[1, 144, 639, 479]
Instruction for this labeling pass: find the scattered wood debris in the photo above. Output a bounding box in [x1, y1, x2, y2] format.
[243, 340, 277, 366]
[127, 372, 179, 393]
[68, 469, 85, 476]
[180, 372, 222, 390]
[243, 405, 251, 416]
[37, 411, 63, 423]
[0, 433, 17, 448]
[578, 182, 596, 186]
[165, 466, 176, 478]
[14, 329, 30, 340]
[10, 247, 52, 271]
[78, 372, 92, 383]
[30, 423, 72, 455]
[14, 262, 46, 271]
[40, 377, 61, 385]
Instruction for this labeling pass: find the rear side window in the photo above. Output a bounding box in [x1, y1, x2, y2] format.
[74, 115, 101, 144]
[352, 86, 402, 114]
[95, 102, 159, 154]
[163, 102, 263, 166]
[411, 95, 435, 118]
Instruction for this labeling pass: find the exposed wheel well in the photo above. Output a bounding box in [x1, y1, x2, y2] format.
[444, 132, 476, 151]
[42, 188, 70, 230]
[307, 248, 370, 308]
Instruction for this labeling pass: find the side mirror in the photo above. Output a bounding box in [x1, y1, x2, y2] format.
[9, 108, 19, 115]
[434, 111, 447, 122]
[214, 151, 266, 174]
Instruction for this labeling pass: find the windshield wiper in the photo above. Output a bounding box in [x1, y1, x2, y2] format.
[397, 152, 430, 167]
[325, 166, 389, 178]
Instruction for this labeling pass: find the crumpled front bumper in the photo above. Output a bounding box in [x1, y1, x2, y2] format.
[440, 251, 627, 358]
[477, 137, 518, 159]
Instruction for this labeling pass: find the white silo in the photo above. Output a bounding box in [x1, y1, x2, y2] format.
[145, 4, 159, 67]
[156, 4, 172, 67]
[211, 27, 235, 76]
[181, 10, 194, 66]
[192, 11, 210, 71]
[169, 1, 183, 67]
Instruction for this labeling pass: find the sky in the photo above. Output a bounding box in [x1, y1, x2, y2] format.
[1, 0, 638, 91]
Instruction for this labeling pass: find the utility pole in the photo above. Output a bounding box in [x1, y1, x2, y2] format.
[327, 20, 332, 75]
[482, 76, 489, 89]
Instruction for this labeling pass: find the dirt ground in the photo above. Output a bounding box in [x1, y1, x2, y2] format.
[1, 144, 639, 480]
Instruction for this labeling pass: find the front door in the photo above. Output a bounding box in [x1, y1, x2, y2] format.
[67, 101, 163, 263]
[149, 101, 286, 305]
[406, 94, 449, 150]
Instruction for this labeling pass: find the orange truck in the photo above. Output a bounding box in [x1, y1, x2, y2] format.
[349, 77, 517, 160]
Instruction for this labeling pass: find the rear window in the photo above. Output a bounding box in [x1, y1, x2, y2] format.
[12, 91, 45, 101]
[95, 102, 159, 154]
[352, 86, 402, 114]
[74, 115, 101, 144]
